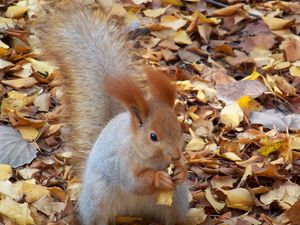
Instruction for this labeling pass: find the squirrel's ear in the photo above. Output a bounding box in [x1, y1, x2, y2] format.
[103, 76, 149, 127]
[145, 66, 176, 107]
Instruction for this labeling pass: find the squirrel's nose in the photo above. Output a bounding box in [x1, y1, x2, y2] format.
[171, 148, 181, 161]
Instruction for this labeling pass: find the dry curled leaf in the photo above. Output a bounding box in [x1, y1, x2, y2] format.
[0, 126, 37, 167]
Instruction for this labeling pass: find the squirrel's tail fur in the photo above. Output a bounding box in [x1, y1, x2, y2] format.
[35, 0, 137, 176]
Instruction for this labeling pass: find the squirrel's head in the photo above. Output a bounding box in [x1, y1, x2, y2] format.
[104, 67, 183, 169]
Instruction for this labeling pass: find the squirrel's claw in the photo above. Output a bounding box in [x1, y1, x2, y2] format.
[155, 171, 175, 191]
[172, 164, 187, 185]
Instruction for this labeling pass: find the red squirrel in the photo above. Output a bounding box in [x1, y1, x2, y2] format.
[35, 1, 190, 224]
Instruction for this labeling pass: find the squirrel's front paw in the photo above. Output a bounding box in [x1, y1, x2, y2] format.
[172, 163, 187, 185]
[154, 171, 175, 191]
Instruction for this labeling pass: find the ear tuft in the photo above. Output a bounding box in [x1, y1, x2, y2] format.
[103, 76, 149, 124]
[145, 66, 176, 107]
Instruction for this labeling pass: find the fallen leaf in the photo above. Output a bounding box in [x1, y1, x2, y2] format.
[0, 58, 13, 69]
[0, 17, 16, 30]
[214, 3, 244, 16]
[26, 58, 55, 76]
[18, 168, 40, 180]
[34, 93, 51, 112]
[250, 110, 300, 131]
[290, 65, 300, 77]
[0, 164, 13, 181]
[220, 103, 243, 129]
[0, 126, 37, 167]
[280, 38, 300, 62]
[5, 6, 28, 18]
[0, 196, 35, 225]
[143, 7, 167, 18]
[205, 188, 225, 212]
[17, 126, 39, 141]
[211, 176, 236, 190]
[0, 180, 22, 200]
[32, 195, 65, 216]
[1, 77, 38, 89]
[260, 181, 300, 205]
[257, 141, 283, 156]
[0, 90, 27, 115]
[185, 138, 206, 151]
[14, 63, 33, 78]
[187, 207, 207, 225]
[21, 179, 51, 203]
[173, 30, 192, 45]
[160, 15, 187, 31]
[223, 188, 254, 211]
[162, 0, 183, 6]
[262, 16, 294, 30]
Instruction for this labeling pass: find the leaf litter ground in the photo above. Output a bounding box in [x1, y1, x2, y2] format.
[0, 0, 300, 224]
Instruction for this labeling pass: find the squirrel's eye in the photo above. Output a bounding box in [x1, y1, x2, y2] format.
[150, 132, 158, 142]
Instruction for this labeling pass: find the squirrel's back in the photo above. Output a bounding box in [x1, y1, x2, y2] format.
[35, 1, 137, 174]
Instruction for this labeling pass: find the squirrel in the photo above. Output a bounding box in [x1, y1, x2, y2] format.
[35, 1, 190, 225]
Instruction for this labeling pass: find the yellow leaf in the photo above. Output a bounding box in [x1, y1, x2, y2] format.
[220, 103, 243, 129]
[157, 164, 174, 206]
[197, 24, 212, 43]
[185, 138, 206, 151]
[5, 6, 28, 18]
[21, 180, 50, 203]
[262, 16, 294, 31]
[176, 80, 193, 91]
[257, 141, 283, 156]
[160, 15, 187, 31]
[0, 17, 15, 30]
[223, 188, 254, 211]
[237, 95, 252, 108]
[205, 188, 225, 212]
[238, 165, 252, 187]
[0, 196, 35, 225]
[26, 58, 55, 76]
[173, 30, 192, 45]
[156, 190, 173, 206]
[221, 152, 241, 161]
[213, 3, 243, 16]
[238, 95, 263, 111]
[243, 69, 261, 80]
[17, 127, 39, 141]
[197, 12, 221, 25]
[1, 90, 27, 115]
[162, 0, 183, 6]
[290, 137, 300, 150]
[0, 164, 12, 181]
[290, 65, 300, 77]
[143, 7, 167, 18]
[1, 77, 38, 89]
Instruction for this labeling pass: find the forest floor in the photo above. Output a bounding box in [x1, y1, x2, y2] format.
[0, 0, 300, 224]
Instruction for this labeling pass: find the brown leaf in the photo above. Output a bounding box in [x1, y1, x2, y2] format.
[280, 38, 300, 62]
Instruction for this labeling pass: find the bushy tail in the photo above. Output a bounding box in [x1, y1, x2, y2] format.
[34, 0, 136, 176]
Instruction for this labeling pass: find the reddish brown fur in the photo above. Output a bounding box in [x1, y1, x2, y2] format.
[145, 67, 176, 107]
[103, 76, 149, 130]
